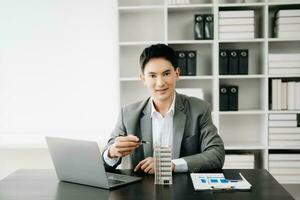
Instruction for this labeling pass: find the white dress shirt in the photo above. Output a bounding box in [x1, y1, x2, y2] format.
[104, 95, 188, 172]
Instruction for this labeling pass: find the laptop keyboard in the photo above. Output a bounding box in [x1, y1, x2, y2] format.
[107, 173, 130, 185]
[108, 178, 124, 185]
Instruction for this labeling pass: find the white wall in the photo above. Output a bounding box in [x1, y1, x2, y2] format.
[0, 0, 118, 179]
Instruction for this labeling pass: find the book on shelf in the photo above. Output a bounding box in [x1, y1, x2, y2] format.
[269, 113, 298, 121]
[275, 9, 300, 18]
[288, 82, 296, 110]
[296, 82, 300, 110]
[272, 175, 300, 183]
[271, 79, 281, 110]
[269, 127, 300, 134]
[274, 24, 300, 32]
[269, 154, 300, 161]
[275, 17, 300, 25]
[219, 25, 254, 33]
[276, 31, 300, 38]
[269, 140, 300, 147]
[281, 82, 288, 110]
[269, 68, 300, 75]
[219, 18, 254, 26]
[219, 32, 254, 39]
[219, 10, 254, 18]
[269, 53, 300, 61]
[269, 134, 300, 140]
[269, 168, 300, 174]
[269, 61, 300, 68]
[269, 120, 297, 127]
[269, 161, 300, 168]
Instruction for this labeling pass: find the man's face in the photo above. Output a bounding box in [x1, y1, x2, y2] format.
[140, 57, 179, 103]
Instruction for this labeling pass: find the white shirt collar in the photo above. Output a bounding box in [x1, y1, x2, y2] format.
[150, 94, 176, 118]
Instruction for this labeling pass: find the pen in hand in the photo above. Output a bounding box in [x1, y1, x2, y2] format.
[118, 134, 150, 145]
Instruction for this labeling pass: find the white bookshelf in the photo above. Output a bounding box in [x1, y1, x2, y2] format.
[118, 0, 300, 183]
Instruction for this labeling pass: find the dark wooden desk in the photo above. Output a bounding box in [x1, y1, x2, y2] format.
[0, 169, 294, 200]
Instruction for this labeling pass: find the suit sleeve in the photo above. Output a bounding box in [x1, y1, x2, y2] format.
[182, 106, 225, 172]
[102, 107, 126, 170]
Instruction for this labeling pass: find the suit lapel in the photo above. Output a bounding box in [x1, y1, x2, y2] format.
[173, 93, 186, 159]
[140, 100, 153, 158]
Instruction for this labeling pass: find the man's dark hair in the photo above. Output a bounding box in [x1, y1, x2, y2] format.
[139, 44, 177, 73]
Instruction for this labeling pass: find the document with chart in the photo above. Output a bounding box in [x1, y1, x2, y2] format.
[190, 173, 252, 191]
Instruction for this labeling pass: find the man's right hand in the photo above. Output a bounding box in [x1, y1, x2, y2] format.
[108, 135, 141, 158]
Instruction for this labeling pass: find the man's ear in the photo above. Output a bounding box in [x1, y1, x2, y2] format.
[139, 74, 145, 83]
[175, 67, 180, 80]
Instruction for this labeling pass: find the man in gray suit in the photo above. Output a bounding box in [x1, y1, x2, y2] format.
[103, 44, 225, 174]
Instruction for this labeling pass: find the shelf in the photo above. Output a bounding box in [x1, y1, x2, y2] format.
[120, 76, 213, 82]
[268, 1, 300, 6]
[218, 38, 265, 43]
[268, 146, 300, 150]
[219, 75, 265, 79]
[219, 110, 265, 115]
[167, 4, 213, 11]
[119, 41, 166, 46]
[268, 38, 300, 42]
[268, 110, 300, 114]
[180, 75, 213, 80]
[268, 74, 300, 78]
[118, 5, 164, 11]
[218, 2, 266, 8]
[167, 40, 213, 44]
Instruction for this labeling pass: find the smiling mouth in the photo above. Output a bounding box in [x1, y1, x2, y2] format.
[156, 88, 168, 93]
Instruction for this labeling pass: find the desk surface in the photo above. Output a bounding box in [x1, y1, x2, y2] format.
[0, 169, 294, 200]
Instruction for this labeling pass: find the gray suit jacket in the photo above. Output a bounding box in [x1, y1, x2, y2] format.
[103, 93, 225, 172]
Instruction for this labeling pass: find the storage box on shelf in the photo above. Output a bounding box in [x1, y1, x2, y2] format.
[224, 150, 263, 169]
[269, 150, 300, 184]
[219, 5, 265, 40]
[268, 4, 300, 39]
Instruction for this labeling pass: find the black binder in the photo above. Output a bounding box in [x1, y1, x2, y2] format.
[229, 85, 238, 111]
[219, 50, 229, 75]
[204, 14, 214, 39]
[238, 49, 248, 75]
[194, 14, 204, 40]
[176, 51, 187, 76]
[187, 51, 197, 76]
[229, 50, 239, 75]
[220, 85, 229, 111]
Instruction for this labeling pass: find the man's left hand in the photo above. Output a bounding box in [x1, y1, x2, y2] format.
[134, 157, 176, 174]
[134, 157, 154, 174]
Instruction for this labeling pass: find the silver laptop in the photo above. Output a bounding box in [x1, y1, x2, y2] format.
[46, 136, 142, 189]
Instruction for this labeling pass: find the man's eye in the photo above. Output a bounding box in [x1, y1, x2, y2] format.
[163, 72, 170, 76]
[150, 75, 156, 78]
